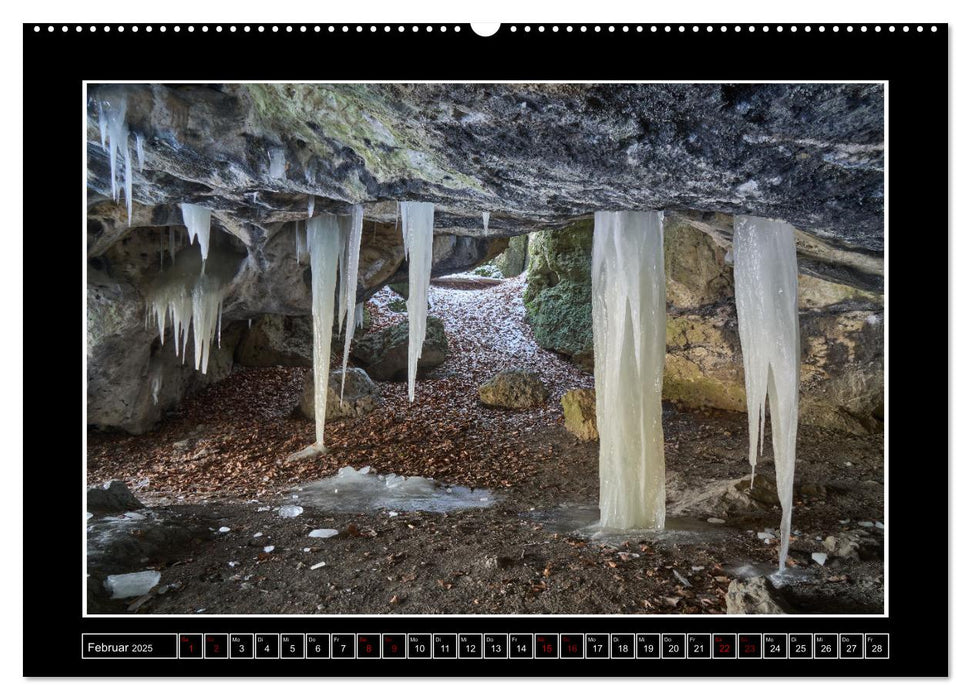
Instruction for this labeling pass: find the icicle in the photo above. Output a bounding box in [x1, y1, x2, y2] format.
[592, 211, 667, 530]
[160, 231, 164, 270]
[101, 95, 133, 224]
[354, 302, 365, 329]
[394, 201, 400, 231]
[399, 202, 435, 402]
[733, 215, 800, 572]
[169, 227, 175, 265]
[338, 206, 364, 402]
[135, 133, 145, 170]
[97, 102, 107, 150]
[217, 300, 223, 348]
[307, 196, 315, 218]
[295, 221, 307, 263]
[482, 211, 490, 236]
[269, 147, 286, 179]
[180, 203, 213, 266]
[151, 372, 162, 406]
[307, 214, 343, 446]
[248, 318, 252, 329]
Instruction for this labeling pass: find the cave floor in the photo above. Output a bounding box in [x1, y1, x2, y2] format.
[87, 275, 885, 615]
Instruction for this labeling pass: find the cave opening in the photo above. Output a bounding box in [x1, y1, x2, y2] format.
[85, 83, 885, 616]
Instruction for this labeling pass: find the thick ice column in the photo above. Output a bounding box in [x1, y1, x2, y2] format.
[338, 206, 364, 401]
[306, 214, 342, 446]
[592, 211, 667, 530]
[733, 215, 800, 571]
[180, 203, 213, 266]
[399, 202, 435, 402]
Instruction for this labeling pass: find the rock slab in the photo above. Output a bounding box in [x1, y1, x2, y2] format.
[479, 370, 549, 409]
[561, 388, 598, 440]
[725, 577, 794, 615]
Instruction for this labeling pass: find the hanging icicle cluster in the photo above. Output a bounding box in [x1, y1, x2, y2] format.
[180, 203, 213, 267]
[733, 215, 801, 571]
[592, 211, 668, 530]
[145, 203, 228, 375]
[145, 259, 227, 376]
[399, 202, 436, 402]
[96, 95, 134, 225]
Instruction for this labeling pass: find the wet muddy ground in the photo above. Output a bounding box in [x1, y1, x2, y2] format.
[87, 276, 884, 615]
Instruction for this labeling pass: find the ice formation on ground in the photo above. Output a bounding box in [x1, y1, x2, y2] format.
[591, 211, 667, 529]
[105, 570, 160, 599]
[733, 214, 800, 571]
[145, 243, 237, 374]
[180, 203, 213, 268]
[399, 202, 436, 401]
[482, 211, 490, 236]
[308, 528, 339, 538]
[338, 205, 364, 401]
[98, 95, 134, 224]
[298, 466, 495, 513]
[306, 214, 343, 446]
[268, 147, 286, 179]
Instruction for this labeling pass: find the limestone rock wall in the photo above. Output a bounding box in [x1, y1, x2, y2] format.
[524, 214, 884, 434]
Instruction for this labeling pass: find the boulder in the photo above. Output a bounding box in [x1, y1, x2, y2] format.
[236, 314, 313, 367]
[725, 577, 794, 615]
[524, 222, 595, 369]
[494, 234, 529, 277]
[351, 317, 448, 381]
[87, 480, 144, 514]
[561, 388, 598, 440]
[299, 367, 381, 421]
[478, 370, 549, 409]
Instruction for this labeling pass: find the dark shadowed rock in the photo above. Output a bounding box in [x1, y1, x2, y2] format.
[299, 367, 382, 420]
[87, 480, 144, 514]
[479, 370, 549, 409]
[236, 314, 313, 367]
[351, 317, 448, 381]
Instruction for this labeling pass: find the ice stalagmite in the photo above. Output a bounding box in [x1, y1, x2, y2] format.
[592, 211, 667, 530]
[338, 206, 364, 401]
[732, 215, 800, 571]
[180, 203, 213, 267]
[306, 214, 343, 446]
[399, 202, 435, 402]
